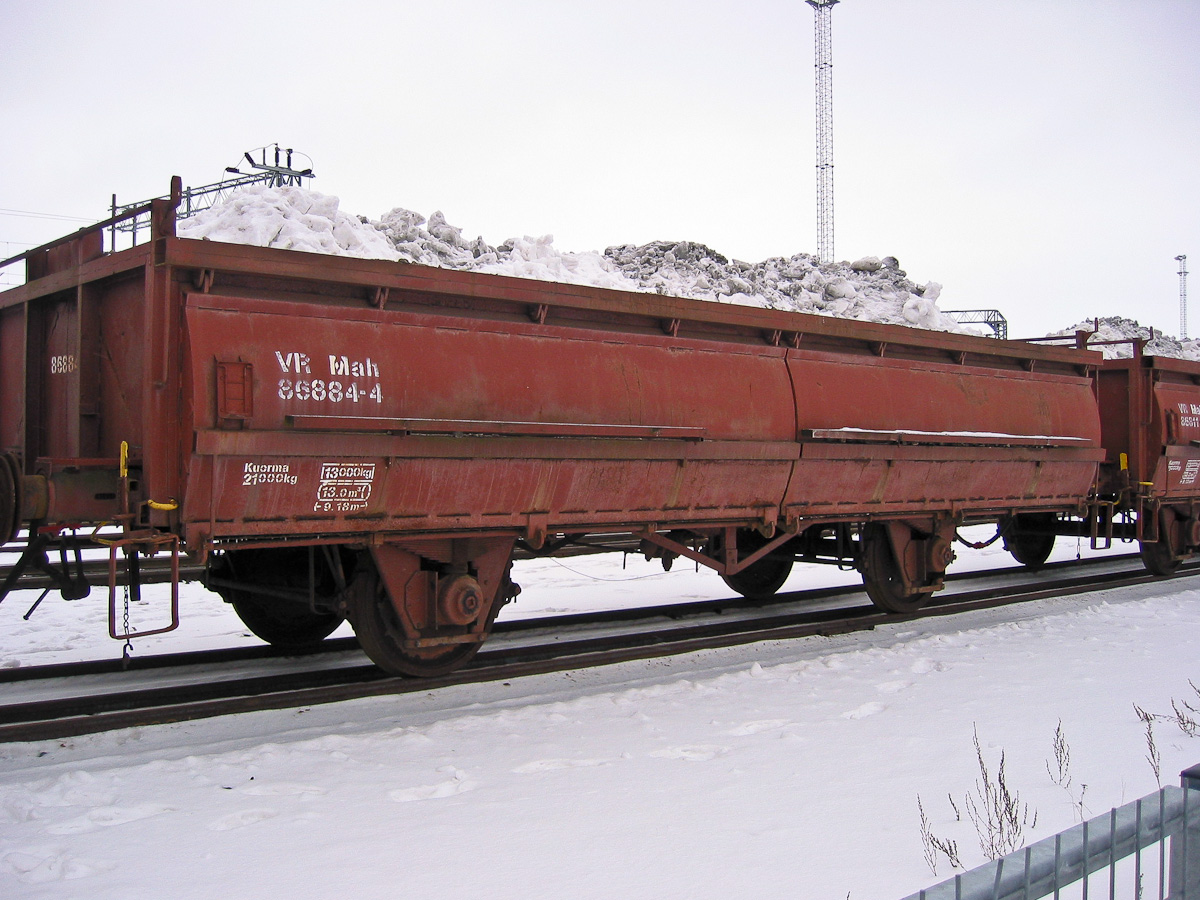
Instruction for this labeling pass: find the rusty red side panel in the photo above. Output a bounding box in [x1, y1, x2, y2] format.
[783, 351, 1102, 519]
[182, 293, 799, 545]
[1099, 356, 1200, 499]
[1, 222, 1107, 552]
[0, 304, 25, 456]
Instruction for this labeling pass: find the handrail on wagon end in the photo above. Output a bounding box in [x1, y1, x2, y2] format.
[0, 176, 182, 274]
[1019, 320, 1151, 359]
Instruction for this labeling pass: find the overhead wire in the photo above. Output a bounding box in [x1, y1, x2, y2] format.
[0, 207, 97, 223]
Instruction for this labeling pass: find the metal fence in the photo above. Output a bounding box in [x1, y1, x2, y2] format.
[902, 766, 1200, 900]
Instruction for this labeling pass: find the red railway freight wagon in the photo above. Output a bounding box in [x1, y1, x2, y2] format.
[1092, 351, 1200, 574]
[0, 181, 1104, 674]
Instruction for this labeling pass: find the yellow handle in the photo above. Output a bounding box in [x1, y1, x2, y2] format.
[120, 444, 177, 511]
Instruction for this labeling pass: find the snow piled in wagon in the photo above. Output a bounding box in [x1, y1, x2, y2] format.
[177, 185, 1200, 357]
[177, 184, 960, 332]
[1053, 316, 1200, 361]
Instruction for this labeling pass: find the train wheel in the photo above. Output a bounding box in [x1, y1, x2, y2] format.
[1002, 514, 1056, 571]
[229, 593, 343, 649]
[212, 549, 345, 650]
[348, 570, 484, 677]
[1140, 538, 1181, 577]
[721, 530, 794, 600]
[860, 523, 927, 614]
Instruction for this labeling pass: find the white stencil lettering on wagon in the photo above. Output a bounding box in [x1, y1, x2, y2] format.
[243, 462, 298, 486]
[315, 462, 376, 513]
[274, 350, 382, 403]
[49, 354, 77, 374]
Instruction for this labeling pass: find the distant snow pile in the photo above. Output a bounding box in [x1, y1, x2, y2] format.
[1055, 316, 1200, 361]
[178, 184, 963, 331]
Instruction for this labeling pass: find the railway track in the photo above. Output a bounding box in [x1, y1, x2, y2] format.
[0, 553, 1190, 743]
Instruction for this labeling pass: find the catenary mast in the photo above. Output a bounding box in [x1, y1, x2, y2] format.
[1178, 255, 1189, 340]
[807, 0, 839, 264]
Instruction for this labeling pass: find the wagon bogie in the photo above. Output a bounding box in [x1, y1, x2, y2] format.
[858, 518, 956, 614]
[349, 537, 518, 676]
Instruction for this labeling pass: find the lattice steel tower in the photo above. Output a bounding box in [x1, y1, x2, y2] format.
[1179, 254, 1189, 339]
[807, 0, 839, 264]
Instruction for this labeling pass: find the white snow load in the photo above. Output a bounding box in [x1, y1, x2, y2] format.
[177, 187, 1194, 356]
[1052, 316, 1200, 361]
[177, 184, 965, 333]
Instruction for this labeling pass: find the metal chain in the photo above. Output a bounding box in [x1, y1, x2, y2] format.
[122, 577, 133, 664]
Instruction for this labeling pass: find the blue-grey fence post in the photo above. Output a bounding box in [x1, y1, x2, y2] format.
[1171, 766, 1200, 898]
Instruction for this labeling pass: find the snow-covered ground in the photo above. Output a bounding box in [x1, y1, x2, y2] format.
[2, 534, 1200, 899]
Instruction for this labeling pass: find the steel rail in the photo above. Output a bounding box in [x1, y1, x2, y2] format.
[0, 551, 1139, 685]
[0, 555, 1189, 744]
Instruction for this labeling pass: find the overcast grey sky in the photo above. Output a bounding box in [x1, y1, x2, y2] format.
[2, 0, 1197, 337]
